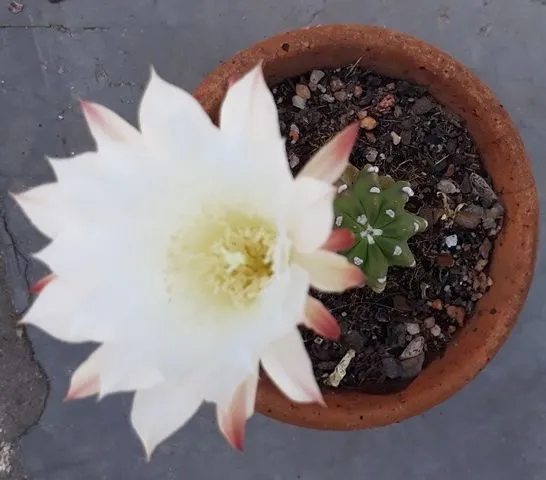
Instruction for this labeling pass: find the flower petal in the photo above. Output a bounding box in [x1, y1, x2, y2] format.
[131, 382, 203, 459]
[294, 250, 365, 292]
[11, 184, 69, 238]
[138, 68, 219, 165]
[20, 278, 88, 343]
[287, 177, 336, 253]
[30, 273, 56, 294]
[321, 228, 355, 252]
[216, 374, 258, 450]
[81, 101, 141, 146]
[260, 328, 324, 405]
[66, 345, 164, 400]
[298, 123, 359, 183]
[220, 63, 281, 142]
[304, 296, 340, 340]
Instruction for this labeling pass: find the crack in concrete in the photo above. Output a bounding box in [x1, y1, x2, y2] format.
[0, 24, 110, 33]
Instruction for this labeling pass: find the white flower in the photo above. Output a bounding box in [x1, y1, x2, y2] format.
[13, 65, 364, 457]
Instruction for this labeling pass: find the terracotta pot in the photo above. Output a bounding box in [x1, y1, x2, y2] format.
[194, 25, 538, 429]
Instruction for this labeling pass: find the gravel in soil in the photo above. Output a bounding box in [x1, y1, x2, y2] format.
[272, 66, 504, 393]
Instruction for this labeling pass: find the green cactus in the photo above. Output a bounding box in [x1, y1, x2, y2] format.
[334, 164, 428, 293]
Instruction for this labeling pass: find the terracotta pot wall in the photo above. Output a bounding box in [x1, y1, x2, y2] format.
[194, 25, 538, 429]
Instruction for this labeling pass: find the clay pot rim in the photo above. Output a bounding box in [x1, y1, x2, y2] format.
[194, 24, 539, 430]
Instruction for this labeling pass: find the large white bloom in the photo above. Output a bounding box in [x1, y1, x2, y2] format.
[14, 65, 363, 456]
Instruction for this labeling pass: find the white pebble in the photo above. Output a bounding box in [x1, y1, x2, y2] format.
[377, 276, 386, 284]
[366, 148, 379, 163]
[310, 69, 325, 84]
[367, 166, 379, 173]
[406, 323, 420, 335]
[335, 215, 343, 227]
[424, 317, 436, 329]
[430, 325, 442, 337]
[353, 257, 363, 266]
[390, 131, 402, 145]
[386, 209, 395, 218]
[369, 187, 381, 194]
[337, 184, 348, 194]
[445, 234, 458, 248]
[393, 245, 402, 256]
[292, 95, 306, 109]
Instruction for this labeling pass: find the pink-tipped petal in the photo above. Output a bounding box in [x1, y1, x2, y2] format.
[80, 101, 141, 145]
[217, 376, 256, 451]
[65, 375, 100, 401]
[304, 296, 340, 340]
[298, 123, 359, 183]
[30, 273, 56, 294]
[321, 228, 355, 252]
[261, 329, 324, 405]
[65, 348, 103, 401]
[294, 250, 366, 292]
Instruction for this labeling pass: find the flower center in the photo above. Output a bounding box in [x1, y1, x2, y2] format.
[164, 209, 278, 309]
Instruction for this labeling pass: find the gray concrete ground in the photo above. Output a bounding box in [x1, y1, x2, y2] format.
[0, 0, 545, 478]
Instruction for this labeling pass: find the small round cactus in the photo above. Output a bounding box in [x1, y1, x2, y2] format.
[334, 164, 428, 293]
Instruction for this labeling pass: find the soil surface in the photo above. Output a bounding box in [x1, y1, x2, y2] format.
[272, 66, 505, 393]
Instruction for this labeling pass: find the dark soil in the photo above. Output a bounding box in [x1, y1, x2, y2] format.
[272, 66, 505, 393]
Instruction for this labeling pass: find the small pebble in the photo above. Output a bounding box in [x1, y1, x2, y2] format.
[292, 95, 306, 109]
[454, 211, 482, 230]
[317, 84, 327, 93]
[289, 123, 300, 143]
[334, 90, 347, 102]
[309, 69, 325, 84]
[479, 238, 492, 258]
[8, 1, 24, 14]
[424, 317, 436, 329]
[475, 258, 489, 272]
[430, 325, 442, 337]
[390, 131, 402, 145]
[365, 132, 377, 143]
[445, 234, 458, 248]
[400, 336, 425, 360]
[376, 94, 396, 113]
[400, 353, 425, 378]
[288, 152, 300, 168]
[386, 82, 396, 90]
[406, 323, 420, 335]
[321, 94, 335, 103]
[412, 97, 434, 115]
[330, 77, 344, 92]
[360, 116, 378, 130]
[470, 172, 498, 207]
[295, 84, 311, 100]
[365, 148, 379, 163]
[446, 305, 466, 327]
[437, 179, 460, 194]
[445, 163, 456, 177]
[431, 299, 444, 310]
[357, 110, 369, 120]
[448, 325, 457, 334]
[353, 85, 363, 97]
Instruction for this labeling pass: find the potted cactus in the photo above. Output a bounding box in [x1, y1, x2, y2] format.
[194, 25, 538, 429]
